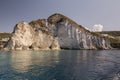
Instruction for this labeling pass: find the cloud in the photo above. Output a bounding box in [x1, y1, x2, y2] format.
[92, 24, 103, 32]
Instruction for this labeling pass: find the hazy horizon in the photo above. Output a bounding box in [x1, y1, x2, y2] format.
[0, 0, 120, 32]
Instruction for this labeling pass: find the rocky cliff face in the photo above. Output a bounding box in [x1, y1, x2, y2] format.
[4, 13, 111, 50]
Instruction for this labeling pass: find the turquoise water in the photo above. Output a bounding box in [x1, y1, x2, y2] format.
[0, 50, 120, 80]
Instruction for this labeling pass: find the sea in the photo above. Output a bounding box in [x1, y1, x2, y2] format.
[0, 50, 120, 80]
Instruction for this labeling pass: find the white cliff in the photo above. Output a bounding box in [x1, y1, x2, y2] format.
[48, 14, 111, 49]
[4, 13, 111, 50]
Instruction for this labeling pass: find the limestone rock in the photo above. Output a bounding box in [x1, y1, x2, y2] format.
[29, 19, 55, 50]
[4, 19, 60, 50]
[5, 22, 34, 50]
[50, 37, 60, 50]
[48, 13, 111, 49]
[4, 13, 111, 50]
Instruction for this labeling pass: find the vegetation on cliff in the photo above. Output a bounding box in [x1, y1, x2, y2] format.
[0, 33, 11, 38]
[29, 19, 51, 35]
[0, 33, 11, 49]
[96, 31, 120, 48]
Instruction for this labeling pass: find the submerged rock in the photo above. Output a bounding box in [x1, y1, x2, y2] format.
[4, 13, 111, 50]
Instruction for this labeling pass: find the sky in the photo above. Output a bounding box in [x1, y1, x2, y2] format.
[0, 0, 120, 32]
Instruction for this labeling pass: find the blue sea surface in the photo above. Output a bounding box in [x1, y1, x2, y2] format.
[0, 50, 120, 80]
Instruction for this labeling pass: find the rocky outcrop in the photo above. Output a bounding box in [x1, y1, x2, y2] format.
[4, 22, 34, 50]
[4, 13, 111, 50]
[4, 21, 60, 50]
[48, 14, 111, 49]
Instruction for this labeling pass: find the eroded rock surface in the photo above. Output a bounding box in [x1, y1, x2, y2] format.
[4, 13, 111, 50]
[5, 22, 34, 50]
